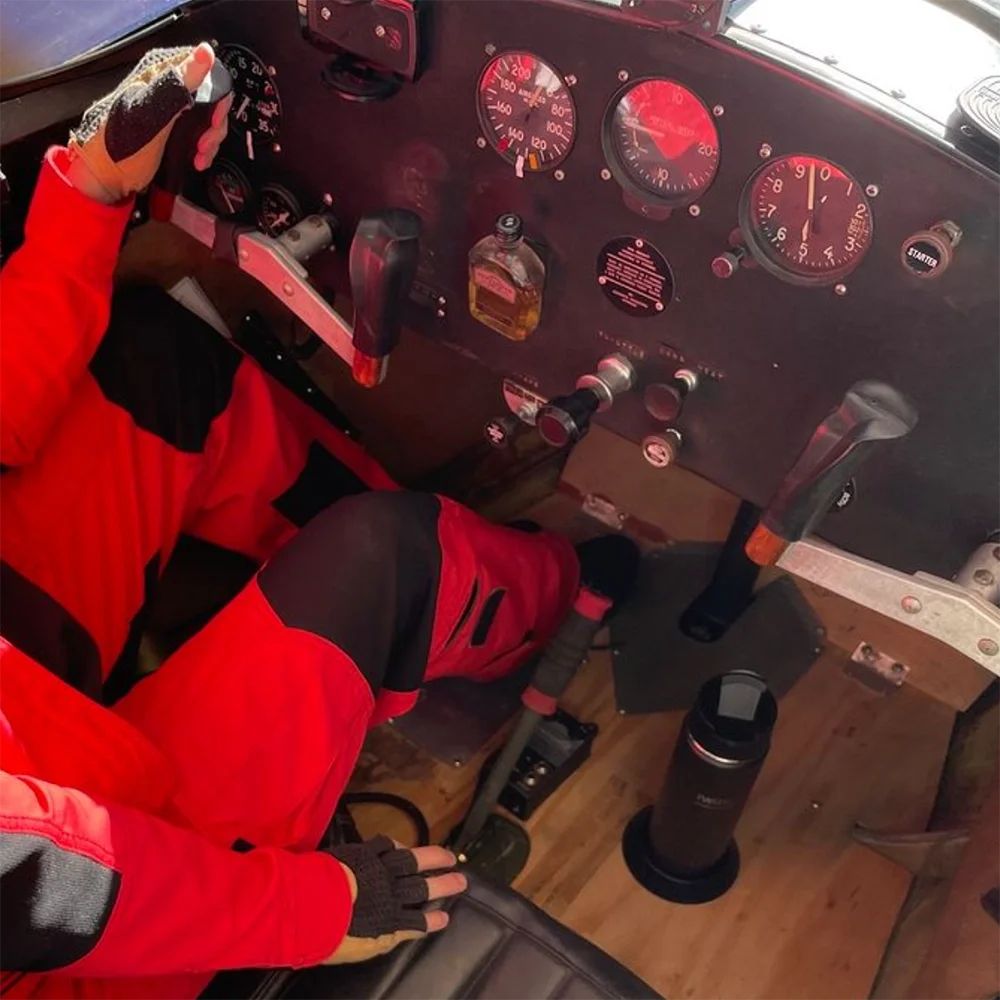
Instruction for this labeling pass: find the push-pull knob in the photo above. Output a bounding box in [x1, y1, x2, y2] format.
[711, 246, 747, 279]
[536, 354, 635, 448]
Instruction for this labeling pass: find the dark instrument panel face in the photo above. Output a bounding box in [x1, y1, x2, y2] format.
[179, 0, 998, 577]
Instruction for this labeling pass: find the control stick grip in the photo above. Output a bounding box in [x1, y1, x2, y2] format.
[349, 209, 421, 387]
[748, 380, 918, 564]
[152, 59, 232, 217]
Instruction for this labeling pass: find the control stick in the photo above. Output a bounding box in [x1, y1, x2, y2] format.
[746, 380, 918, 565]
[348, 210, 421, 387]
[151, 58, 233, 221]
[536, 354, 635, 447]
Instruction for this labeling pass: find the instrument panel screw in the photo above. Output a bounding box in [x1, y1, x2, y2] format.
[484, 43, 496, 56]
[322, 192, 334, 206]
[834, 283, 848, 296]
[437, 296, 447, 307]
[452, 757, 464, 768]
[712, 104, 725, 117]
[750, 22, 767, 33]
[901, 595, 922, 614]
[272, 142, 281, 154]
[823, 55, 839, 65]
[320, 5, 331, 19]
[865, 184, 880, 198]
[375, 24, 386, 37]
[974, 569, 995, 586]
[554, 169, 566, 181]
[282, 282, 294, 296]
[978, 638, 999, 657]
[600, 168, 612, 180]
[476, 136, 487, 149]
[436, 308, 446, 319]
[565, 74, 578, 87]
[617, 69, 630, 82]
[758, 143, 772, 158]
[688, 204, 701, 217]
[891, 88, 906, 100]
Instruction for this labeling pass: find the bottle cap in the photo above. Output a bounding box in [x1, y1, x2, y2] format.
[495, 213, 523, 244]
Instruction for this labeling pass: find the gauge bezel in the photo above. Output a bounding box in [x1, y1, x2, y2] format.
[601, 77, 720, 209]
[738, 153, 873, 287]
[475, 50, 577, 172]
[218, 43, 282, 143]
[205, 157, 252, 219]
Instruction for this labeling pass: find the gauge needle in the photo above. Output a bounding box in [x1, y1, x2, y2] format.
[221, 188, 236, 214]
[624, 118, 666, 140]
[235, 95, 251, 121]
[802, 163, 816, 241]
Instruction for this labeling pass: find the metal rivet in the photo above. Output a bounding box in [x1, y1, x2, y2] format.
[272, 142, 281, 154]
[618, 69, 630, 82]
[484, 43, 496, 56]
[452, 757, 463, 768]
[282, 282, 294, 296]
[565, 74, 577, 87]
[860, 643, 876, 663]
[267, 65, 277, 77]
[758, 142, 773, 158]
[750, 22, 766, 33]
[132, 209, 143, 221]
[901, 595, 922, 614]
[712, 104, 725, 117]
[618, 709, 627, 715]
[275, 353, 284, 362]
[322, 192, 334, 206]
[238, 248, 249, 262]
[554, 169, 565, 181]
[823, 55, 839, 65]
[600, 167, 612, 180]
[810, 800, 822, 810]
[960, 123, 976, 137]
[374, 24, 385, 37]
[978, 638, 999, 657]
[974, 569, 996, 587]
[890, 662, 905, 675]
[476, 136, 487, 149]
[865, 183, 880, 198]
[834, 283, 848, 296]
[436, 308, 446, 318]
[320, 5, 331, 19]
[437, 296, 447, 307]
[891, 88, 906, 100]
[688, 204, 701, 217]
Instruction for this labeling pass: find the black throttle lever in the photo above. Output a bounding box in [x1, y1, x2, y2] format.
[150, 57, 233, 221]
[746, 380, 918, 565]
[349, 209, 421, 387]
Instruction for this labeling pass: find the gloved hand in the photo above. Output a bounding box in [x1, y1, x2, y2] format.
[66, 42, 231, 204]
[323, 836, 467, 965]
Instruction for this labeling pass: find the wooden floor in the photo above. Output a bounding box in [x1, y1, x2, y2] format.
[349, 637, 954, 999]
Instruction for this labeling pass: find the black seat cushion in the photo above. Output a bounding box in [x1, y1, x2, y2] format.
[202, 871, 661, 1000]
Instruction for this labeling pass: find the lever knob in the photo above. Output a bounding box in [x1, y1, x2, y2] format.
[349, 209, 421, 387]
[711, 247, 746, 279]
[536, 388, 601, 448]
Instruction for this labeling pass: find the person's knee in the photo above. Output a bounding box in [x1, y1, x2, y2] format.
[90, 284, 243, 453]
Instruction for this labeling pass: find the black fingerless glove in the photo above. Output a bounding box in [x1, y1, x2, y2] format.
[329, 835, 429, 938]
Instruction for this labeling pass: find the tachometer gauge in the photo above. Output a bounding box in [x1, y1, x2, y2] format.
[477, 52, 576, 173]
[740, 155, 872, 285]
[603, 79, 719, 207]
[218, 44, 281, 148]
[257, 183, 301, 237]
[206, 159, 252, 218]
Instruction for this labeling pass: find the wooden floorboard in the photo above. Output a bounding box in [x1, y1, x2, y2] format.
[349, 641, 953, 999]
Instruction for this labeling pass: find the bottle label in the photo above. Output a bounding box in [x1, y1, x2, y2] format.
[473, 267, 517, 304]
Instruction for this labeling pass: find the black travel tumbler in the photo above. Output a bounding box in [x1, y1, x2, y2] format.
[622, 670, 777, 903]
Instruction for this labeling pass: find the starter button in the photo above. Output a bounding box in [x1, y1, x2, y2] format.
[901, 221, 962, 279]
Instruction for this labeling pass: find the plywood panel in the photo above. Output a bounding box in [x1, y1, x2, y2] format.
[349, 646, 953, 999]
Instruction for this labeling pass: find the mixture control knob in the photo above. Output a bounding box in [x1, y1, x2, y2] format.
[536, 388, 601, 448]
[644, 368, 699, 423]
[641, 429, 683, 469]
[711, 247, 747, 279]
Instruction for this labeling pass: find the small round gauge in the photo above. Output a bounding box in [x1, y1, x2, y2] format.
[257, 183, 301, 237]
[603, 79, 719, 207]
[739, 155, 873, 285]
[218, 44, 281, 144]
[477, 51, 576, 172]
[206, 159, 252, 218]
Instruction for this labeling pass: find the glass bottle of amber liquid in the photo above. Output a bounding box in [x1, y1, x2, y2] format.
[468, 213, 545, 341]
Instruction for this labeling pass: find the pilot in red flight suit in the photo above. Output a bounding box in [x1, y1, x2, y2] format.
[0, 45, 580, 999]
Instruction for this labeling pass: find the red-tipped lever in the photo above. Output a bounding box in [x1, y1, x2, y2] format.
[348, 209, 421, 387]
[746, 380, 918, 566]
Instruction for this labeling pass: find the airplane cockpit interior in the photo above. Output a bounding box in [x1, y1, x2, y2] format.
[1, 0, 998, 997]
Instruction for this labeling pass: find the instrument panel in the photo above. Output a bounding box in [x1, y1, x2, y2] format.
[169, 0, 997, 579]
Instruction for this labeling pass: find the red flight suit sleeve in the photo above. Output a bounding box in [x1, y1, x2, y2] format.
[0, 147, 133, 468]
[0, 770, 353, 976]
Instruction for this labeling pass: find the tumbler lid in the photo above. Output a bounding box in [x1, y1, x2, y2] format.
[688, 670, 777, 763]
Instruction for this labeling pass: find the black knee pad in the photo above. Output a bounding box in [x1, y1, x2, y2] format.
[258, 492, 443, 697]
[90, 284, 242, 453]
